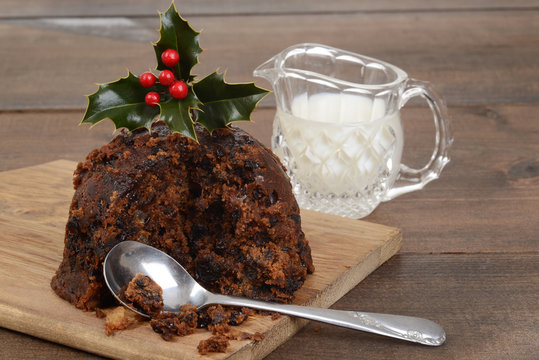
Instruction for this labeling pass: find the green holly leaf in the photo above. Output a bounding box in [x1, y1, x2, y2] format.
[81, 3, 268, 142]
[154, 2, 202, 82]
[158, 90, 200, 141]
[81, 72, 159, 131]
[193, 71, 269, 132]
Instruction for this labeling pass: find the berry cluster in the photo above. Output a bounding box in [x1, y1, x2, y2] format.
[140, 49, 188, 107]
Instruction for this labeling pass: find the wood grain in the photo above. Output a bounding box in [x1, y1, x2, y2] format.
[2, 1, 538, 18]
[0, 161, 401, 360]
[268, 253, 539, 360]
[1, 10, 538, 110]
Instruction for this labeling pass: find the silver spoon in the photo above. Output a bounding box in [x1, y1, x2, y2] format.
[103, 241, 446, 346]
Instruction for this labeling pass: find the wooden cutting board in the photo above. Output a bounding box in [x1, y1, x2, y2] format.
[0, 160, 401, 360]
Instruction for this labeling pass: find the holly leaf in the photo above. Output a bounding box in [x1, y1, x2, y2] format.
[80, 3, 267, 141]
[193, 71, 269, 132]
[81, 72, 159, 131]
[154, 2, 202, 82]
[158, 90, 200, 141]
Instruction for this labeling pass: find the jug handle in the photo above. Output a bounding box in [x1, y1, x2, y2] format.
[383, 79, 453, 201]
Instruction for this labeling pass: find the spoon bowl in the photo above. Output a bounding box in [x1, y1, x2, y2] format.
[104, 241, 446, 346]
[103, 240, 209, 315]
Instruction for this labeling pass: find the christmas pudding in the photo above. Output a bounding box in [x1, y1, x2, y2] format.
[50, 3, 314, 313]
[51, 122, 314, 310]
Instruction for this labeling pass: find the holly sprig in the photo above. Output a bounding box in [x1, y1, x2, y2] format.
[81, 2, 269, 141]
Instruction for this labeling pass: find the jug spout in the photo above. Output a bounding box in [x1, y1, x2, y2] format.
[253, 56, 279, 85]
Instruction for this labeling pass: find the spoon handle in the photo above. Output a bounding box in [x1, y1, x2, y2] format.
[208, 293, 445, 346]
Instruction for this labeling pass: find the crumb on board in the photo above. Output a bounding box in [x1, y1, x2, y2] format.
[150, 304, 199, 340]
[198, 334, 229, 355]
[100, 275, 267, 354]
[104, 306, 139, 336]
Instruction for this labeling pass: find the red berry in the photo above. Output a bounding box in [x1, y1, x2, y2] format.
[158, 70, 175, 86]
[169, 80, 188, 99]
[139, 72, 156, 88]
[161, 49, 180, 67]
[145, 92, 160, 107]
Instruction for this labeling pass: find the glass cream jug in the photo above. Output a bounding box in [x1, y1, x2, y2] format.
[254, 43, 452, 219]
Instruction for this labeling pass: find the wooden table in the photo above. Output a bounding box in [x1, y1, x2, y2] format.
[1, 1, 537, 359]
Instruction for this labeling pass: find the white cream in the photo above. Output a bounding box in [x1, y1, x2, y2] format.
[273, 92, 403, 195]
